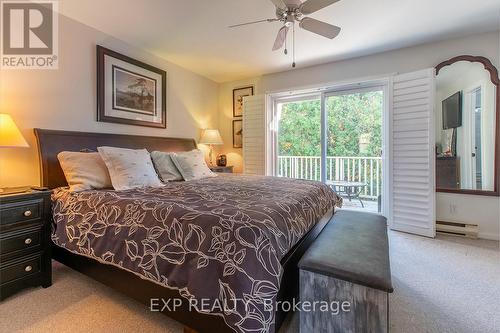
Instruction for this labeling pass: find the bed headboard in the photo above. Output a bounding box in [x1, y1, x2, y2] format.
[34, 129, 197, 189]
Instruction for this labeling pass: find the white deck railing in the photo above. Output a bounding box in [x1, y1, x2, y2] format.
[277, 156, 382, 199]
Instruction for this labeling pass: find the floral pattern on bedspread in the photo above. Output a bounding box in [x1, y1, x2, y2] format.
[51, 174, 342, 333]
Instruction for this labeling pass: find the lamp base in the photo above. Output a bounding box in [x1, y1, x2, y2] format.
[208, 145, 214, 166]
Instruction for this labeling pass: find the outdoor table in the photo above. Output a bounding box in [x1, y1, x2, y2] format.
[326, 180, 368, 208]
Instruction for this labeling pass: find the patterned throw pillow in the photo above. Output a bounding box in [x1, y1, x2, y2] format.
[150, 151, 183, 182]
[97, 147, 163, 191]
[57, 151, 112, 192]
[171, 149, 217, 181]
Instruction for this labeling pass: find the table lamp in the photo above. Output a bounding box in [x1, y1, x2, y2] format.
[0, 113, 29, 193]
[199, 129, 223, 166]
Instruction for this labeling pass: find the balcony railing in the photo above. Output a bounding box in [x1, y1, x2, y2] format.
[277, 156, 382, 199]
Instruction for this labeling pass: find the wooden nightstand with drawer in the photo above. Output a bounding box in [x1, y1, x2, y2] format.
[0, 189, 52, 300]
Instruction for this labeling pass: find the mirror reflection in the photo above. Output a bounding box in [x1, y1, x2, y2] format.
[435, 61, 496, 191]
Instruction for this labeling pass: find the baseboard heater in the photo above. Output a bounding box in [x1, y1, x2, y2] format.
[436, 221, 478, 239]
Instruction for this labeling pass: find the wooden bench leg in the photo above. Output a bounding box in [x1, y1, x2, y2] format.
[184, 326, 199, 333]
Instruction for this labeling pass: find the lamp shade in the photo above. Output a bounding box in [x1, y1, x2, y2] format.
[0, 114, 29, 148]
[199, 129, 223, 145]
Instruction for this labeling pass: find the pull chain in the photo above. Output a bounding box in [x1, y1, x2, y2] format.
[284, 31, 288, 55]
[292, 23, 296, 68]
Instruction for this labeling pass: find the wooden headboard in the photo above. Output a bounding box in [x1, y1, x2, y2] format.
[34, 129, 197, 189]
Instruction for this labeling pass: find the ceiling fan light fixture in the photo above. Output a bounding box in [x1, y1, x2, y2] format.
[285, 17, 294, 27]
[229, 0, 343, 68]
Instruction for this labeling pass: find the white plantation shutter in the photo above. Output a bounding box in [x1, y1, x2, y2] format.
[243, 95, 266, 175]
[390, 69, 436, 237]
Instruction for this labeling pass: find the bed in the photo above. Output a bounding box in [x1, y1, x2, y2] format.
[35, 129, 342, 333]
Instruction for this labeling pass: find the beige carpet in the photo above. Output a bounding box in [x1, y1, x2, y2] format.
[1, 231, 498, 333]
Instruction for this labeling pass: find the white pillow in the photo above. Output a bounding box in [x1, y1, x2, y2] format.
[97, 147, 163, 191]
[150, 151, 183, 182]
[57, 151, 112, 192]
[171, 149, 217, 181]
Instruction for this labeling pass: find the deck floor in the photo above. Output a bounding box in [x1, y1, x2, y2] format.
[339, 198, 379, 213]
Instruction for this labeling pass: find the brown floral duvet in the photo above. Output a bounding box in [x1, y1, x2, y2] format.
[51, 174, 342, 333]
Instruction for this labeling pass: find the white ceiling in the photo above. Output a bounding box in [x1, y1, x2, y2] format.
[60, 0, 500, 83]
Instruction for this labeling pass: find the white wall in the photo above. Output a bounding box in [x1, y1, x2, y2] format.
[436, 193, 499, 240]
[261, 31, 499, 94]
[219, 31, 500, 240]
[0, 13, 219, 187]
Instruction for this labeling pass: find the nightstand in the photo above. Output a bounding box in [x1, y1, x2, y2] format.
[210, 166, 234, 173]
[0, 189, 52, 300]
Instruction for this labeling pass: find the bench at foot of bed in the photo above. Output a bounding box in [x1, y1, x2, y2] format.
[298, 210, 393, 333]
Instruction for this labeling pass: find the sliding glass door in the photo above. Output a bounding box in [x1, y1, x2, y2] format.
[324, 88, 383, 212]
[274, 87, 384, 213]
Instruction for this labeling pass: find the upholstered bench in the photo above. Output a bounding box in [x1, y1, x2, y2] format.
[298, 210, 393, 333]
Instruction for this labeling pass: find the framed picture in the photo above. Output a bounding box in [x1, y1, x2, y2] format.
[97, 45, 167, 128]
[233, 119, 243, 148]
[233, 86, 254, 117]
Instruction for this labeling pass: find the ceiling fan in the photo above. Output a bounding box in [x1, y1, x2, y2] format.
[229, 0, 342, 68]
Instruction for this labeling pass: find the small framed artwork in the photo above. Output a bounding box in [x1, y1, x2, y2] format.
[97, 45, 167, 128]
[233, 86, 254, 117]
[233, 120, 243, 148]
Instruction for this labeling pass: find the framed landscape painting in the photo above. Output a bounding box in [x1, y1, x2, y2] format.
[97, 45, 167, 128]
[233, 86, 254, 117]
[233, 119, 243, 148]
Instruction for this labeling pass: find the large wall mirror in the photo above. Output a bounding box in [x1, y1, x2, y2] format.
[435, 56, 499, 196]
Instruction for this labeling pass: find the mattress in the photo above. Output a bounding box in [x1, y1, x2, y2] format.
[51, 174, 342, 333]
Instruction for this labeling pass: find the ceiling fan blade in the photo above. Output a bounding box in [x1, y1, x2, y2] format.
[270, 0, 287, 10]
[299, 17, 341, 39]
[300, 0, 341, 14]
[272, 26, 289, 51]
[229, 18, 278, 28]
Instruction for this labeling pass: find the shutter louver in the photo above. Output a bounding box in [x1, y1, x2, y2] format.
[390, 69, 436, 237]
[243, 95, 266, 175]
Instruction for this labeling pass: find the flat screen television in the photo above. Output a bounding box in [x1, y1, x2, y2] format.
[442, 91, 462, 129]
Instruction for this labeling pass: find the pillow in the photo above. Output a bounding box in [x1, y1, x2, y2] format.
[171, 149, 217, 181]
[150, 151, 183, 182]
[97, 147, 163, 191]
[57, 151, 112, 192]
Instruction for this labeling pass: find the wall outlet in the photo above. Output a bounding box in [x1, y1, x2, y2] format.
[449, 204, 458, 215]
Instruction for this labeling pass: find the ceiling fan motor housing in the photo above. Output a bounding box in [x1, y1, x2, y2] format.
[276, 7, 302, 24]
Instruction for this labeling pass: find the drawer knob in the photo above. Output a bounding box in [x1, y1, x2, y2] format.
[25, 265, 32, 272]
[24, 210, 32, 217]
[24, 238, 32, 245]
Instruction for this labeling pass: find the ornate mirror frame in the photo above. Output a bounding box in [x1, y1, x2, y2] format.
[435, 55, 500, 196]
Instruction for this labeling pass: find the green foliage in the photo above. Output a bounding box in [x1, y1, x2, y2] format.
[278, 91, 382, 157]
[278, 99, 321, 156]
